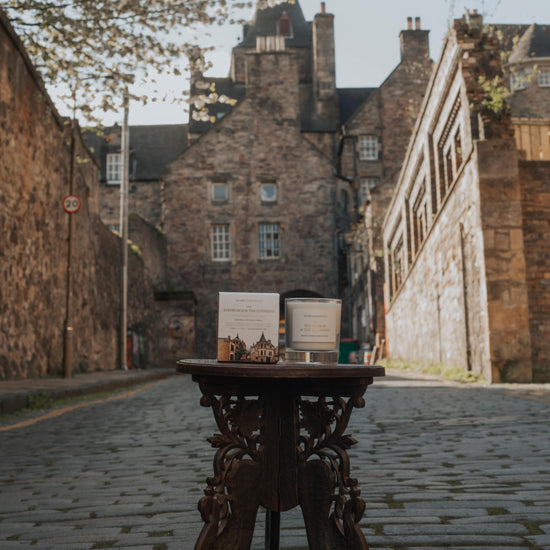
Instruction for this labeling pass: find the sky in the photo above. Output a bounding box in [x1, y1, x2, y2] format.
[100, 0, 550, 126]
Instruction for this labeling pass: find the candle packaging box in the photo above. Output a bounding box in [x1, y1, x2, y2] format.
[217, 292, 280, 363]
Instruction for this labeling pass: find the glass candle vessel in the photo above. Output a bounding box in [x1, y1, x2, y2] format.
[285, 298, 342, 363]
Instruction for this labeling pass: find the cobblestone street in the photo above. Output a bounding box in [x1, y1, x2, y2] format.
[1, 371, 550, 549]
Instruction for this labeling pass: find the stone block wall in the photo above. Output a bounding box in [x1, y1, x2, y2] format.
[0, 11, 158, 379]
[128, 213, 167, 289]
[383, 12, 537, 382]
[475, 140, 532, 382]
[519, 161, 550, 381]
[385, 159, 491, 378]
[99, 180, 163, 229]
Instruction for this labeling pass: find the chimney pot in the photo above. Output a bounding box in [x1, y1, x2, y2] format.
[320, 2, 326, 14]
[407, 17, 413, 30]
[415, 17, 421, 30]
[473, 9, 478, 14]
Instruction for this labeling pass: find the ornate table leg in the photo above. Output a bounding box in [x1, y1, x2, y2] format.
[194, 382, 264, 550]
[297, 385, 369, 550]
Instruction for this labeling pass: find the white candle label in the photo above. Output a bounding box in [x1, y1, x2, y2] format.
[291, 308, 336, 343]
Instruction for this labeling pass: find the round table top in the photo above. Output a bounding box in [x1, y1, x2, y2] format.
[176, 358, 385, 379]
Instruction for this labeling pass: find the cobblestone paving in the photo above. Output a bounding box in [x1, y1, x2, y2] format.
[0, 372, 549, 549]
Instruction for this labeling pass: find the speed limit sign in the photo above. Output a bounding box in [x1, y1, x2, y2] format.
[63, 195, 81, 214]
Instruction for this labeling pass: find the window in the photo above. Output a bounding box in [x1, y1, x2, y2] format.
[358, 136, 378, 160]
[277, 13, 292, 37]
[258, 223, 280, 259]
[261, 183, 277, 202]
[359, 178, 378, 204]
[107, 224, 120, 234]
[391, 235, 405, 295]
[510, 69, 529, 91]
[539, 68, 550, 87]
[211, 224, 231, 261]
[212, 183, 228, 202]
[106, 153, 122, 184]
[412, 183, 428, 255]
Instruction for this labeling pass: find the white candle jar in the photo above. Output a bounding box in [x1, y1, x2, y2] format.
[285, 298, 342, 363]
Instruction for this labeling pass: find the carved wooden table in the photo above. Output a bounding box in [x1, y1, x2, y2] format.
[176, 359, 385, 550]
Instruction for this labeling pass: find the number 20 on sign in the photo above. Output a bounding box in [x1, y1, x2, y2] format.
[63, 195, 81, 214]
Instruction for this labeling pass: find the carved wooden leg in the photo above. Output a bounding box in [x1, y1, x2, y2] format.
[297, 393, 369, 550]
[194, 384, 265, 550]
[195, 459, 261, 550]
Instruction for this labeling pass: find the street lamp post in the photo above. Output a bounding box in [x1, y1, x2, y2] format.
[63, 121, 77, 378]
[120, 88, 130, 370]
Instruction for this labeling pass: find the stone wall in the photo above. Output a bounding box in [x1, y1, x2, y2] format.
[0, 11, 158, 379]
[99, 179, 163, 229]
[383, 15, 537, 382]
[475, 140, 532, 382]
[384, 154, 491, 379]
[519, 161, 550, 381]
[128, 214, 167, 289]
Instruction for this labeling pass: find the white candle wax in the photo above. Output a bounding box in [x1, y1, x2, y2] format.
[286, 300, 341, 351]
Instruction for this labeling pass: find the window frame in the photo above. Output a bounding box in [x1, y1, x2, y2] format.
[358, 135, 378, 161]
[258, 223, 280, 260]
[538, 67, 550, 87]
[212, 182, 229, 202]
[211, 224, 231, 262]
[510, 69, 529, 91]
[260, 183, 277, 203]
[106, 153, 122, 185]
[277, 13, 293, 37]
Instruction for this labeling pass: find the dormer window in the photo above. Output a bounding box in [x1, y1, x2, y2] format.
[539, 68, 550, 87]
[510, 68, 530, 91]
[106, 153, 122, 185]
[277, 13, 292, 37]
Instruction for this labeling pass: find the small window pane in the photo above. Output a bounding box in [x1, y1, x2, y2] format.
[539, 68, 550, 87]
[259, 223, 280, 259]
[358, 136, 378, 160]
[212, 183, 228, 201]
[511, 70, 528, 91]
[212, 224, 231, 261]
[106, 153, 122, 184]
[278, 14, 292, 37]
[261, 184, 277, 202]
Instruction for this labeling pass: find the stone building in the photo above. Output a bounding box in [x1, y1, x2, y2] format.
[0, 9, 159, 379]
[382, 12, 550, 382]
[88, 1, 435, 359]
[162, 12, 341, 356]
[250, 333, 278, 363]
[85, 124, 188, 233]
[338, 16, 433, 353]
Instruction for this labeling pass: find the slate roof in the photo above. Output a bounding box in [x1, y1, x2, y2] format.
[84, 124, 188, 182]
[237, 1, 311, 49]
[506, 24, 550, 63]
[188, 78, 246, 135]
[337, 88, 376, 126]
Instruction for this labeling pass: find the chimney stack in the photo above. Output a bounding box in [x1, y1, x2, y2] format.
[400, 16, 430, 61]
[466, 9, 483, 31]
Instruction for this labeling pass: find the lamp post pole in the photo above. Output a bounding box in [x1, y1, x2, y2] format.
[63, 121, 76, 378]
[120, 88, 130, 370]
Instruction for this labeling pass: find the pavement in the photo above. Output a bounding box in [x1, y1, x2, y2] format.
[0, 367, 176, 415]
[0, 366, 550, 549]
